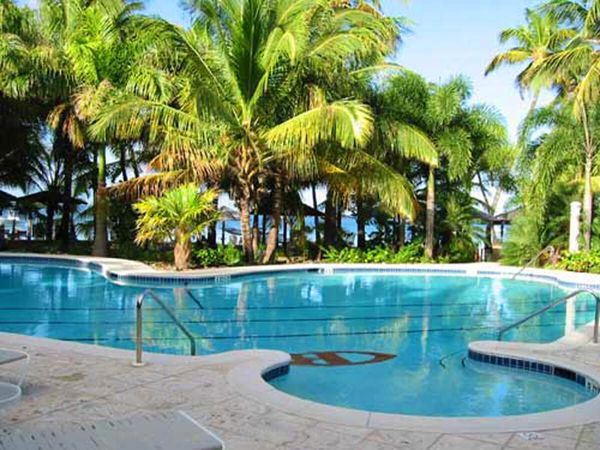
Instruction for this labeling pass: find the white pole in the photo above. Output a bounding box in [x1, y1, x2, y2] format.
[569, 201, 582, 252]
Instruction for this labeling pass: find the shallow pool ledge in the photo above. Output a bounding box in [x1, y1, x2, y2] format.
[231, 328, 600, 434]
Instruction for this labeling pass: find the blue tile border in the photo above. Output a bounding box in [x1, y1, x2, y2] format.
[261, 363, 290, 382]
[468, 349, 600, 394]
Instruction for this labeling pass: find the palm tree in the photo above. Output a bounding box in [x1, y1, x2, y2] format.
[486, 8, 574, 110]
[1, 0, 151, 255]
[91, 0, 403, 263]
[134, 184, 220, 270]
[524, 0, 600, 249]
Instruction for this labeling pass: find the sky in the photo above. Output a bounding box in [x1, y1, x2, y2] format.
[143, 0, 540, 141]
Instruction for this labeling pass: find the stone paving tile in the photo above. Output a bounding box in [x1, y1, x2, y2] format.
[365, 429, 441, 448]
[579, 423, 600, 444]
[106, 385, 191, 410]
[284, 424, 369, 450]
[1, 387, 96, 425]
[544, 426, 584, 441]
[505, 433, 579, 450]
[213, 429, 280, 450]
[457, 432, 513, 446]
[429, 435, 504, 449]
[357, 438, 422, 450]
[576, 442, 600, 450]
[201, 407, 312, 448]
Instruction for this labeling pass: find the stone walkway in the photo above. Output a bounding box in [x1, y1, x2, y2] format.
[0, 333, 598, 450]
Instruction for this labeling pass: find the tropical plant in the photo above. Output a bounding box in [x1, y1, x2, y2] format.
[486, 8, 574, 109]
[522, 0, 600, 250]
[133, 184, 220, 270]
[0, 0, 152, 254]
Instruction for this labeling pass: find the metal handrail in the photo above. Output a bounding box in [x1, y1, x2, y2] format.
[497, 289, 600, 343]
[511, 245, 555, 280]
[183, 288, 204, 310]
[134, 289, 197, 366]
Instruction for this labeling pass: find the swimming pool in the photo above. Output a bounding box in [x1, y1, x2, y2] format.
[0, 260, 597, 417]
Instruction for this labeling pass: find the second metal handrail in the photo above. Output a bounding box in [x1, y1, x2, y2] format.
[497, 289, 600, 343]
[134, 289, 197, 366]
[511, 245, 555, 280]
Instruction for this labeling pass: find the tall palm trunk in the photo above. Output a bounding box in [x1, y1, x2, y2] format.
[58, 135, 73, 251]
[129, 144, 140, 178]
[174, 228, 192, 271]
[119, 143, 128, 181]
[263, 173, 283, 263]
[239, 196, 254, 262]
[312, 183, 320, 247]
[207, 205, 218, 248]
[252, 207, 260, 256]
[397, 216, 405, 248]
[582, 108, 594, 251]
[356, 190, 366, 249]
[45, 203, 55, 241]
[324, 189, 337, 247]
[425, 167, 435, 259]
[92, 146, 109, 256]
[583, 149, 594, 250]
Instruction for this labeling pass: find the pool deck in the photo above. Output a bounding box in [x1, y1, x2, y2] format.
[1, 256, 600, 449]
[0, 332, 599, 450]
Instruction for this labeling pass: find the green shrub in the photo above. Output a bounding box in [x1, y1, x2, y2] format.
[193, 244, 243, 268]
[322, 241, 425, 264]
[555, 251, 600, 273]
[221, 244, 243, 266]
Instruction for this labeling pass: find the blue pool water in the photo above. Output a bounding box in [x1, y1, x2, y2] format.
[0, 262, 597, 416]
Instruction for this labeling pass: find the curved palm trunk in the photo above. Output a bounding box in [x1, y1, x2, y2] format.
[92, 146, 109, 257]
[425, 167, 435, 259]
[263, 173, 283, 264]
[174, 229, 192, 271]
[583, 149, 594, 250]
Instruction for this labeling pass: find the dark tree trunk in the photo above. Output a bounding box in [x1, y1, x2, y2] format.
[129, 144, 140, 178]
[207, 195, 218, 248]
[92, 146, 109, 257]
[119, 144, 128, 182]
[252, 207, 260, 256]
[324, 189, 337, 247]
[263, 173, 283, 263]
[397, 216, 405, 248]
[356, 191, 366, 249]
[312, 183, 320, 247]
[45, 204, 55, 241]
[282, 216, 288, 253]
